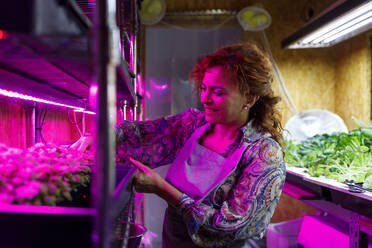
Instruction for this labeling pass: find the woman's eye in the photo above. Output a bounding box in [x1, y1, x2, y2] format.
[213, 90, 224, 96]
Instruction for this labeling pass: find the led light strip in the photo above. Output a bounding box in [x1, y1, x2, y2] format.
[73, 109, 96, 115]
[0, 88, 96, 115]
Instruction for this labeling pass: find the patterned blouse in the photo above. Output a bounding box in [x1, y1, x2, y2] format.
[116, 108, 286, 248]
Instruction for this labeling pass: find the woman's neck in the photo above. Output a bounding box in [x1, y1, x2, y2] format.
[201, 123, 244, 154]
[211, 123, 243, 142]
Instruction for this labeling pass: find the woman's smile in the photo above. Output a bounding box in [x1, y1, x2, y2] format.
[200, 66, 248, 126]
[204, 107, 218, 114]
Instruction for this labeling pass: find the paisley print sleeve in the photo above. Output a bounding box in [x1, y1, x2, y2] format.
[115, 108, 205, 168]
[177, 138, 286, 247]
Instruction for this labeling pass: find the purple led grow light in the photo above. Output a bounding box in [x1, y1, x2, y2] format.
[0, 88, 93, 113]
[0, 203, 97, 216]
[73, 109, 96, 115]
[130, 34, 134, 71]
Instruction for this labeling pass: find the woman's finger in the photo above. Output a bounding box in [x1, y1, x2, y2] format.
[129, 157, 147, 172]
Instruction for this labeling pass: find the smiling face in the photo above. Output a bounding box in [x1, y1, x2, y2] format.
[200, 66, 249, 126]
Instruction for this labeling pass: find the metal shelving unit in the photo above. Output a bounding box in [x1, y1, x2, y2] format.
[284, 167, 372, 248]
[0, 0, 142, 247]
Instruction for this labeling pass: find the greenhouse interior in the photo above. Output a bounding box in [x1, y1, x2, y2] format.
[0, 0, 371, 247]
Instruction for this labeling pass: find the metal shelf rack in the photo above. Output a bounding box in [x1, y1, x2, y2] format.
[0, 0, 142, 247]
[284, 167, 372, 248]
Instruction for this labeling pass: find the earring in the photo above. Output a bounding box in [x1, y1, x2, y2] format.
[243, 105, 248, 110]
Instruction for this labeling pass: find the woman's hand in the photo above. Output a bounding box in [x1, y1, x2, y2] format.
[129, 157, 163, 194]
[129, 157, 183, 207]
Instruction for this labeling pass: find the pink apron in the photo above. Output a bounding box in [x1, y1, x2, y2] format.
[162, 124, 250, 248]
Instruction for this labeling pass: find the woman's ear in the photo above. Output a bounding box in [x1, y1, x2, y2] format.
[246, 95, 260, 108]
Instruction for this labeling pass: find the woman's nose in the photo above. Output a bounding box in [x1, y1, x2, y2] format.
[200, 91, 211, 104]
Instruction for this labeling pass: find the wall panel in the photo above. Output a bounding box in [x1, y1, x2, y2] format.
[334, 34, 371, 129]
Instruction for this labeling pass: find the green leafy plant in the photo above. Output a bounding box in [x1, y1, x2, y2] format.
[284, 120, 372, 189]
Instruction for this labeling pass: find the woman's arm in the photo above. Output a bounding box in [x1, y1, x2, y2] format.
[176, 138, 286, 247]
[116, 108, 205, 168]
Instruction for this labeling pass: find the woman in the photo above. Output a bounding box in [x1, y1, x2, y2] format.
[116, 42, 286, 248]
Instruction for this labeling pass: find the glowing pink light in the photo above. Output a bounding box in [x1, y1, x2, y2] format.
[89, 84, 98, 110]
[145, 91, 151, 99]
[0, 88, 84, 111]
[297, 215, 349, 247]
[0, 30, 7, 40]
[0, 203, 96, 216]
[136, 74, 143, 95]
[150, 80, 168, 90]
[130, 35, 134, 71]
[89, 85, 98, 96]
[119, 40, 123, 58]
[73, 109, 96, 115]
[129, 108, 134, 121]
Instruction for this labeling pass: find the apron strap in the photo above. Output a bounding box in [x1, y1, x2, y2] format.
[188, 123, 210, 142]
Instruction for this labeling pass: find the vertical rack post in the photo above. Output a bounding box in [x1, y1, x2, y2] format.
[93, 0, 120, 247]
[349, 213, 360, 248]
[33, 103, 42, 143]
[132, 0, 140, 121]
[31, 103, 36, 144]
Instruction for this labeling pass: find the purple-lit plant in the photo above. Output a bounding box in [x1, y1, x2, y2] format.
[0, 143, 91, 206]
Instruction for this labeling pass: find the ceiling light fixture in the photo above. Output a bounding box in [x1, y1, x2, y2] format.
[282, 0, 372, 49]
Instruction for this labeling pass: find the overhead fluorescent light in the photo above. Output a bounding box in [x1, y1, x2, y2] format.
[282, 0, 372, 49]
[312, 11, 372, 44]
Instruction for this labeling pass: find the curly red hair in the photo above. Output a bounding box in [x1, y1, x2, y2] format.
[189, 42, 283, 147]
